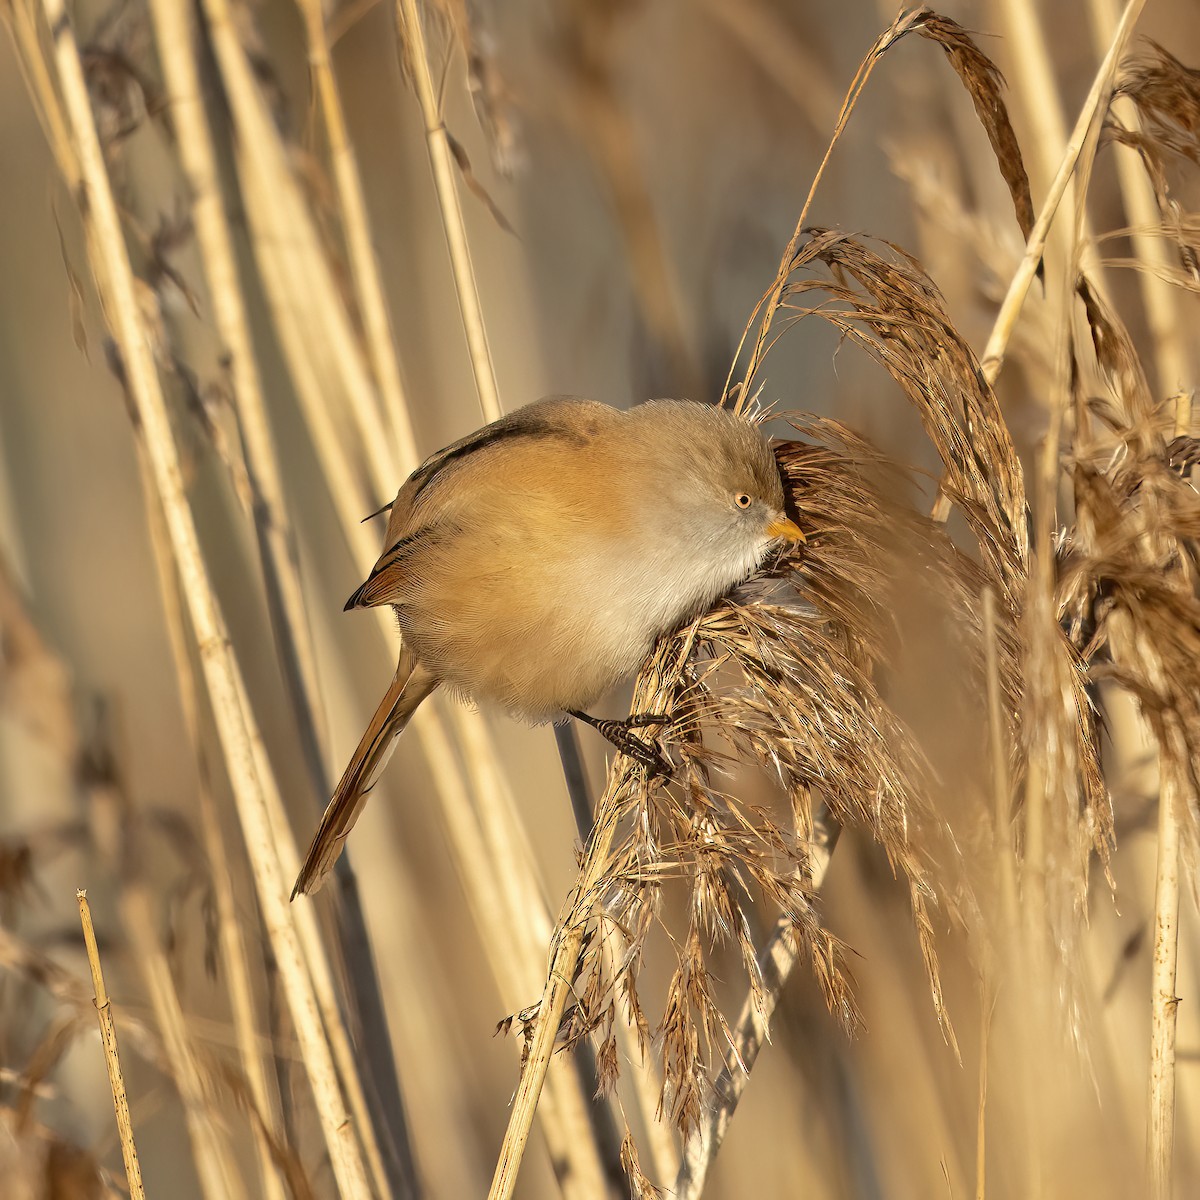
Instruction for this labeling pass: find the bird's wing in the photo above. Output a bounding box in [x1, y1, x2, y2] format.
[345, 398, 617, 611]
[292, 649, 439, 896]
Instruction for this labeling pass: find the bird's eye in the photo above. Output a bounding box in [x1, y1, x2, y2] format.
[734, 493, 752, 509]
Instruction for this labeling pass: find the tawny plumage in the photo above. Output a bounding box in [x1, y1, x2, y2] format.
[293, 398, 803, 896]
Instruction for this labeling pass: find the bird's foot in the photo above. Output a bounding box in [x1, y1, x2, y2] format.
[568, 711, 672, 777]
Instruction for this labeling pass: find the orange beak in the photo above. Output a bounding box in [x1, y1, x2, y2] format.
[765, 514, 806, 543]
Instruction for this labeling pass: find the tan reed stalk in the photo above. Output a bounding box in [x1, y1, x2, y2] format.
[1062, 56, 1192, 1183]
[1083, 11, 1195, 1181]
[210, 59, 605, 1172]
[1022, 200, 1080, 947]
[118, 885, 249, 1200]
[673, 811, 837, 1198]
[976, 0, 1147, 386]
[84, 690, 247, 1200]
[294, 0, 419, 467]
[146, 0, 330, 799]
[200, 0, 403, 494]
[194, 790, 291, 1200]
[487, 770, 632, 1200]
[976, 981, 991, 1200]
[146, 4, 410, 1180]
[38, 5, 372, 1193]
[3, 0, 77, 181]
[994, 0, 1107, 284]
[994, 0, 1071, 192]
[178, 39, 596, 1176]
[227, 666, 391, 1197]
[429, 712, 609, 1200]
[454, 707, 672, 1188]
[395, 0, 503, 423]
[1149, 770, 1182, 1200]
[142, 488, 289, 1200]
[76, 891, 146, 1200]
[1147, 394, 1192, 1200]
[177, 15, 479, 1183]
[978, 586, 1012, 1200]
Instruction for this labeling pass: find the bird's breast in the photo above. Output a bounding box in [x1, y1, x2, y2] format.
[397, 514, 767, 720]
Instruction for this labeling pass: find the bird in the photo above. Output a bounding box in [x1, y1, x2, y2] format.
[292, 397, 804, 896]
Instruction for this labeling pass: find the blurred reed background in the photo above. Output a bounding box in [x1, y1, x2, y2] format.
[0, 0, 1198, 1197]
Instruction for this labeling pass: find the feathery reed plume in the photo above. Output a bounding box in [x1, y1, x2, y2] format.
[496, 414, 1022, 1195]
[1109, 41, 1200, 279]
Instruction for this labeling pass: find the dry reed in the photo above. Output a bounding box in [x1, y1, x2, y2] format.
[1, 1, 1198, 1198]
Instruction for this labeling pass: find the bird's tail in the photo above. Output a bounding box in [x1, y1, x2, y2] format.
[292, 648, 438, 897]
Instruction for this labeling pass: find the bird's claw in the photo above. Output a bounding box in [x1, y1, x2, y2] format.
[569, 710, 673, 778]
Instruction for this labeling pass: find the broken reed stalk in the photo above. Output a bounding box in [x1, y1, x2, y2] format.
[674, 809, 839, 1199]
[38, 2, 372, 1193]
[76, 891, 146, 1200]
[396, 0, 503, 423]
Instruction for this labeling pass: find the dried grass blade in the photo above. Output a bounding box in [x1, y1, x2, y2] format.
[914, 12, 1035, 241]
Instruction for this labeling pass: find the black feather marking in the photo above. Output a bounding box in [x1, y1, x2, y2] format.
[345, 527, 438, 610]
